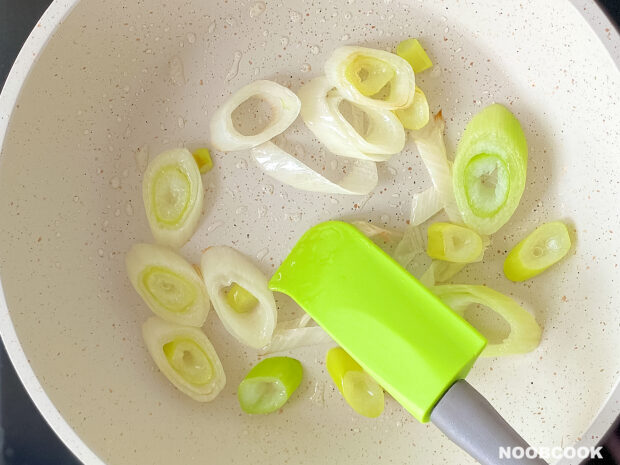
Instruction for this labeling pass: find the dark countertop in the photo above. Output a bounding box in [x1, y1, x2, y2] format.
[0, 1, 618, 465]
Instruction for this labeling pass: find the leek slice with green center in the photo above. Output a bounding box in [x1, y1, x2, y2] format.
[201, 246, 277, 349]
[452, 104, 528, 235]
[325, 46, 415, 110]
[344, 56, 395, 97]
[143, 317, 225, 401]
[504, 221, 572, 281]
[126, 243, 209, 327]
[143, 148, 203, 248]
[326, 347, 384, 418]
[427, 222, 484, 263]
[238, 357, 303, 414]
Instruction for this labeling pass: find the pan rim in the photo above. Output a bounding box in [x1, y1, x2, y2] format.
[0, 1, 617, 464]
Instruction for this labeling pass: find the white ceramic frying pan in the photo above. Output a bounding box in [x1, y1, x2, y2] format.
[0, 0, 619, 464]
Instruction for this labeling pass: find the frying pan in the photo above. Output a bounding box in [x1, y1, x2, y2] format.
[0, 0, 619, 464]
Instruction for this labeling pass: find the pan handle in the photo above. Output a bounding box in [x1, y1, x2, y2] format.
[430, 380, 548, 465]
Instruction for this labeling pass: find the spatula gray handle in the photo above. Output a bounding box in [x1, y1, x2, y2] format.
[430, 380, 548, 465]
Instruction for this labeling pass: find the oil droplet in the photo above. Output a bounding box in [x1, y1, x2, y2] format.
[125, 201, 134, 216]
[344, 12, 352, 20]
[73, 195, 80, 203]
[97, 249, 105, 258]
[257, 205, 268, 217]
[300, 63, 312, 73]
[186, 32, 196, 44]
[309, 382, 326, 406]
[249, 1, 266, 18]
[280, 36, 289, 48]
[135, 145, 149, 173]
[208, 21, 216, 33]
[235, 206, 248, 215]
[177, 116, 185, 128]
[207, 221, 223, 233]
[289, 10, 302, 22]
[310, 45, 320, 55]
[293, 144, 305, 157]
[226, 51, 242, 81]
[110, 177, 121, 189]
[380, 214, 390, 223]
[256, 248, 269, 261]
[169, 55, 186, 86]
[340, 33, 350, 41]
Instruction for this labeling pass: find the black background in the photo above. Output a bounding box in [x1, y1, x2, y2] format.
[0, 1, 619, 464]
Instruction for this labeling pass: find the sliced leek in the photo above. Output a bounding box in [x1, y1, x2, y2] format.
[393, 225, 425, 268]
[226, 283, 259, 313]
[504, 221, 571, 281]
[419, 261, 466, 287]
[351, 221, 403, 246]
[143, 148, 203, 249]
[201, 246, 277, 349]
[427, 222, 484, 263]
[432, 284, 541, 357]
[142, 317, 226, 401]
[209, 80, 301, 152]
[345, 56, 395, 96]
[410, 187, 443, 226]
[126, 243, 209, 327]
[238, 357, 303, 414]
[396, 38, 433, 73]
[452, 104, 528, 235]
[325, 46, 415, 110]
[250, 142, 378, 195]
[395, 86, 430, 130]
[326, 347, 384, 418]
[261, 325, 334, 355]
[298, 77, 405, 161]
[411, 112, 462, 223]
[192, 148, 213, 173]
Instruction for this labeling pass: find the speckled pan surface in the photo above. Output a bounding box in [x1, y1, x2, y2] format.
[0, 0, 619, 464]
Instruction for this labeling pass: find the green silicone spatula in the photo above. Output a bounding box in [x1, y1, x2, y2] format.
[269, 221, 547, 465]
